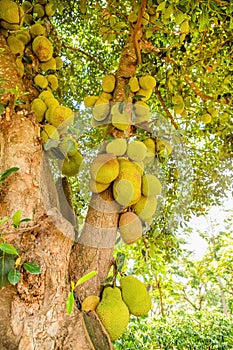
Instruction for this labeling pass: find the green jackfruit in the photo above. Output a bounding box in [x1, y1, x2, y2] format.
[32, 36, 53, 62]
[0, 0, 24, 26]
[89, 178, 110, 193]
[84, 95, 98, 108]
[142, 12, 150, 25]
[59, 137, 78, 157]
[139, 75, 156, 90]
[143, 138, 155, 164]
[55, 56, 63, 70]
[100, 92, 112, 101]
[31, 98, 47, 122]
[7, 36, 25, 55]
[39, 90, 54, 102]
[33, 3, 45, 18]
[113, 158, 141, 207]
[129, 76, 139, 92]
[43, 97, 59, 109]
[127, 140, 147, 161]
[15, 30, 31, 45]
[40, 57, 56, 72]
[47, 74, 58, 90]
[34, 74, 48, 89]
[41, 124, 59, 144]
[60, 151, 83, 177]
[157, 139, 173, 156]
[132, 161, 144, 175]
[49, 105, 74, 128]
[22, 1, 32, 13]
[106, 138, 127, 157]
[201, 113, 212, 124]
[90, 153, 119, 184]
[45, 3, 56, 17]
[111, 109, 131, 131]
[133, 195, 157, 222]
[120, 276, 151, 316]
[142, 174, 162, 197]
[138, 88, 152, 101]
[102, 75, 116, 93]
[30, 23, 46, 38]
[119, 212, 142, 244]
[93, 98, 110, 121]
[96, 287, 129, 341]
[23, 14, 33, 26]
[172, 94, 185, 115]
[133, 101, 150, 122]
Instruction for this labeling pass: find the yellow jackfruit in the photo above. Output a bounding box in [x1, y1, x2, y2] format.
[59, 137, 78, 157]
[81, 295, 100, 312]
[21, 1, 32, 13]
[93, 98, 110, 121]
[0, 0, 24, 27]
[40, 57, 57, 72]
[7, 36, 25, 56]
[113, 158, 141, 207]
[142, 174, 162, 197]
[106, 138, 127, 156]
[119, 212, 142, 244]
[45, 3, 56, 17]
[60, 151, 83, 177]
[129, 76, 140, 92]
[142, 12, 150, 25]
[30, 23, 46, 38]
[133, 195, 157, 222]
[15, 30, 31, 45]
[133, 101, 150, 122]
[157, 139, 173, 156]
[43, 97, 59, 109]
[89, 178, 110, 193]
[127, 140, 147, 161]
[172, 94, 185, 115]
[201, 113, 212, 124]
[90, 153, 119, 184]
[138, 88, 152, 101]
[102, 75, 116, 93]
[33, 3, 45, 18]
[32, 36, 53, 62]
[39, 90, 54, 102]
[100, 92, 112, 101]
[132, 161, 144, 175]
[84, 96, 98, 108]
[31, 98, 47, 122]
[23, 14, 33, 26]
[55, 56, 63, 70]
[47, 74, 58, 90]
[120, 276, 151, 316]
[112, 111, 131, 131]
[41, 124, 59, 144]
[96, 287, 129, 341]
[49, 105, 74, 128]
[139, 75, 156, 90]
[34, 74, 48, 89]
[143, 138, 155, 163]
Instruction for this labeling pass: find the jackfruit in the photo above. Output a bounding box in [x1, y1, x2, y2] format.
[112, 111, 131, 131]
[21, 1, 32, 12]
[34, 74, 48, 89]
[0, 0, 24, 27]
[60, 151, 83, 177]
[40, 57, 57, 72]
[59, 137, 78, 157]
[128, 12, 138, 23]
[127, 140, 147, 161]
[16, 57, 24, 77]
[39, 90, 54, 102]
[89, 178, 110, 193]
[142, 174, 162, 197]
[96, 287, 129, 341]
[106, 138, 127, 156]
[132, 161, 144, 175]
[31, 98, 47, 122]
[33, 3, 45, 18]
[7, 36, 25, 56]
[93, 98, 110, 121]
[15, 30, 31, 45]
[41, 124, 59, 144]
[84, 96, 98, 108]
[129, 76, 140, 92]
[45, 3, 56, 17]
[23, 14, 33, 26]
[43, 97, 59, 109]
[32, 36, 53, 62]
[55, 56, 63, 70]
[90, 153, 119, 184]
[172, 94, 184, 115]
[120, 276, 151, 316]
[133, 101, 150, 122]
[119, 212, 142, 244]
[81, 295, 100, 312]
[201, 113, 212, 124]
[133, 195, 157, 222]
[138, 88, 152, 101]
[143, 138, 155, 155]
[139, 75, 156, 90]
[142, 12, 150, 25]
[157, 139, 173, 156]
[47, 74, 58, 90]
[102, 75, 116, 93]
[113, 158, 141, 207]
[49, 105, 74, 128]
[30, 23, 46, 38]
[100, 92, 112, 101]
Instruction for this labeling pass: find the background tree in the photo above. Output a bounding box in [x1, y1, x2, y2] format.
[0, 0, 232, 349]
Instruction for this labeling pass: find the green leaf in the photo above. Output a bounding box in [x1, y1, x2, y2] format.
[23, 262, 41, 274]
[75, 271, 98, 288]
[0, 217, 9, 226]
[8, 269, 20, 285]
[0, 167, 19, 183]
[66, 291, 75, 315]
[12, 210, 22, 228]
[0, 243, 18, 255]
[115, 252, 125, 272]
[0, 252, 16, 288]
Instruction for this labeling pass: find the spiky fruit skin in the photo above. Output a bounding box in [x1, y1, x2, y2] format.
[31, 98, 47, 122]
[129, 76, 140, 92]
[201, 113, 212, 124]
[119, 212, 142, 244]
[81, 295, 100, 312]
[7, 36, 25, 55]
[59, 137, 78, 157]
[102, 75, 116, 93]
[41, 124, 59, 144]
[33, 4, 45, 18]
[139, 75, 156, 90]
[34, 74, 48, 89]
[142, 174, 162, 197]
[120, 276, 151, 316]
[113, 158, 141, 207]
[127, 140, 147, 162]
[55, 56, 63, 70]
[49, 105, 74, 128]
[89, 179, 110, 193]
[138, 88, 152, 101]
[47, 74, 58, 90]
[96, 287, 129, 341]
[0, 0, 23, 25]
[32, 36, 53, 62]
[112, 111, 131, 131]
[90, 153, 119, 184]
[93, 98, 109, 121]
[40, 57, 57, 72]
[16, 30, 31, 45]
[30, 23, 46, 38]
[84, 96, 98, 108]
[60, 151, 83, 177]
[133, 101, 150, 123]
[133, 195, 157, 222]
[45, 3, 56, 17]
[106, 138, 127, 156]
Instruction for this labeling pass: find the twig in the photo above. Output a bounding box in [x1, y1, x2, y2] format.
[63, 43, 107, 72]
[154, 85, 179, 129]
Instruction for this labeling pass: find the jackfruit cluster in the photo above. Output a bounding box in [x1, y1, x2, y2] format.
[95, 276, 151, 341]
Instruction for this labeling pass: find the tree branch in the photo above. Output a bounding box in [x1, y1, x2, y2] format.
[154, 85, 178, 129]
[63, 43, 107, 72]
[133, 0, 148, 64]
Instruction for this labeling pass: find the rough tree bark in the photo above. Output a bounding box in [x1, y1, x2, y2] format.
[0, 5, 140, 346]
